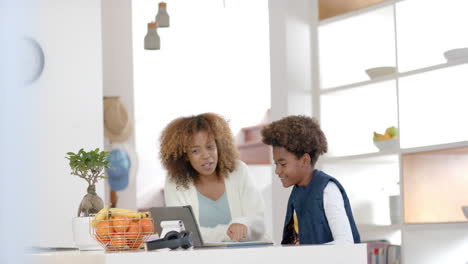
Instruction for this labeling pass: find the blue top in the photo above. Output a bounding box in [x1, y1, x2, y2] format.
[197, 191, 232, 228]
[281, 169, 361, 245]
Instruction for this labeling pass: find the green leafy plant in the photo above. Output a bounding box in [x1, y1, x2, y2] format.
[66, 148, 110, 216]
[66, 148, 110, 186]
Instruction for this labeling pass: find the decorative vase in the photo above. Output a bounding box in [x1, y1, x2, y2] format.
[72, 216, 102, 250]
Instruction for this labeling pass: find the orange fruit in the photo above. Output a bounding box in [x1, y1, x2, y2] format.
[111, 214, 130, 233]
[140, 218, 154, 234]
[127, 220, 149, 249]
[95, 220, 112, 245]
[128, 236, 144, 249]
[109, 234, 127, 250]
[126, 221, 142, 244]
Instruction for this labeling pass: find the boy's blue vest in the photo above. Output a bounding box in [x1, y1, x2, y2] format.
[281, 170, 361, 244]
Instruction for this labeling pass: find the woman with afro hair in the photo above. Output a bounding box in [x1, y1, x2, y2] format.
[160, 113, 266, 243]
[261, 115, 360, 245]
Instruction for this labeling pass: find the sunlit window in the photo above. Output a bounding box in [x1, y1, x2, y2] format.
[131, 0, 271, 202]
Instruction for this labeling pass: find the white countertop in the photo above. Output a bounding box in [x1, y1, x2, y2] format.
[28, 244, 367, 264]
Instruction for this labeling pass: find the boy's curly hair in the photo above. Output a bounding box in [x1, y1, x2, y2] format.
[261, 115, 327, 166]
[159, 113, 239, 189]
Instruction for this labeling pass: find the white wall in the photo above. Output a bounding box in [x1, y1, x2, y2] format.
[101, 0, 138, 210]
[29, 0, 105, 248]
[268, 0, 320, 244]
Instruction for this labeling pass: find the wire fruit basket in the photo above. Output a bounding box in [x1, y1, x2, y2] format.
[90, 210, 155, 251]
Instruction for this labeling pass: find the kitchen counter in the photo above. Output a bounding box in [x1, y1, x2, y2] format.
[28, 243, 367, 264]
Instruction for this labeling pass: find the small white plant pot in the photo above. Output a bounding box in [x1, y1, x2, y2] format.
[72, 216, 103, 250]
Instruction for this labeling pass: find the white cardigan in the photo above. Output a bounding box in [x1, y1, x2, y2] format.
[164, 161, 266, 243]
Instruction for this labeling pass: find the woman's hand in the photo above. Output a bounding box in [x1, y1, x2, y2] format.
[227, 223, 248, 242]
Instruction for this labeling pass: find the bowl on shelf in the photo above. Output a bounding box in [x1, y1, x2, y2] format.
[462, 205, 468, 220]
[365, 66, 396, 79]
[443, 48, 468, 62]
[374, 138, 399, 152]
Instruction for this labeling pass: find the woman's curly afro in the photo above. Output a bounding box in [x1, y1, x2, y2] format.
[159, 113, 239, 189]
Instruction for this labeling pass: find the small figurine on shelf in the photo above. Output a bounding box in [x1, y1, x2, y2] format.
[144, 22, 160, 50]
[156, 2, 170, 28]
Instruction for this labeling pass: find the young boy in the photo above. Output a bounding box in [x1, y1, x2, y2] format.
[261, 115, 360, 245]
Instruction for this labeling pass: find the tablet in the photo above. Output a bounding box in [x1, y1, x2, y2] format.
[149, 205, 204, 247]
[149, 205, 273, 248]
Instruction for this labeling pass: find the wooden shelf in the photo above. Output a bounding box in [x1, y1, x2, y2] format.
[319, 0, 393, 25]
[318, 0, 412, 26]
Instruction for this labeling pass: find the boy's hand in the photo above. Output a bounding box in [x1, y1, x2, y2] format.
[227, 223, 247, 241]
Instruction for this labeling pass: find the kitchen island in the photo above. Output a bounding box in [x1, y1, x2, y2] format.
[28, 243, 367, 264]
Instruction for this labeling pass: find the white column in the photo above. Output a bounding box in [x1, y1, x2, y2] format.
[101, 0, 137, 210]
[267, 0, 320, 244]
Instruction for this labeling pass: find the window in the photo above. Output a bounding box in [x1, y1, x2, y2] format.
[131, 0, 271, 201]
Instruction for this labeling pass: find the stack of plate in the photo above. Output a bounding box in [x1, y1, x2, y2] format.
[365, 66, 396, 79]
[443, 48, 468, 62]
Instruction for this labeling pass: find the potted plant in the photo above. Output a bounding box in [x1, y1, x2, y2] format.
[66, 148, 110, 250]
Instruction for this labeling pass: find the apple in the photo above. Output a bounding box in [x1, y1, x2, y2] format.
[385, 126, 398, 137]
